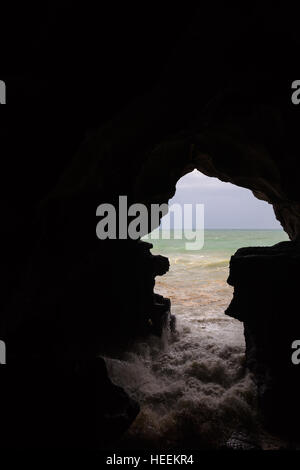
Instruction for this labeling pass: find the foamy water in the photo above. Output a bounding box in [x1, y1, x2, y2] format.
[105, 230, 289, 449]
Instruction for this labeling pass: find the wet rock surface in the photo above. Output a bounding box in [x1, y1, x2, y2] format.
[225, 431, 261, 451]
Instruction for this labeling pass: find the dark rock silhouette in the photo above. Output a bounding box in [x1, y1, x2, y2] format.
[1, 3, 300, 448]
[226, 241, 300, 437]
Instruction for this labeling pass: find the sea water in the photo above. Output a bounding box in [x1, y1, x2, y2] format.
[105, 230, 289, 449]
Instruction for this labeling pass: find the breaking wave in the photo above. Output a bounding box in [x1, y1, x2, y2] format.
[105, 305, 257, 449]
[104, 231, 288, 449]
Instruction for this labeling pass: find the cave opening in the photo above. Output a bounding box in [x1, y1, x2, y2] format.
[105, 170, 288, 450]
[149, 168, 288, 336]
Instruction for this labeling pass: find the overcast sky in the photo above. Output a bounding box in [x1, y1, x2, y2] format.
[163, 170, 282, 229]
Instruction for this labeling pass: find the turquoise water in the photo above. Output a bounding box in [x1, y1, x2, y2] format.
[145, 229, 289, 299]
[145, 229, 289, 256]
[106, 230, 289, 449]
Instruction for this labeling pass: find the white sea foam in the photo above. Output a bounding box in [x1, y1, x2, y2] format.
[105, 230, 288, 449]
[105, 296, 257, 449]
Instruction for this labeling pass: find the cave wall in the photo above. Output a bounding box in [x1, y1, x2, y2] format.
[1, 3, 300, 447]
[226, 241, 300, 436]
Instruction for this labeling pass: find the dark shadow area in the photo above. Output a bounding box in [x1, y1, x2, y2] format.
[1, 3, 300, 450]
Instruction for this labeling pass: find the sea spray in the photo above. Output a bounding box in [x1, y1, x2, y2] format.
[104, 315, 257, 449]
[104, 230, 288, 449]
